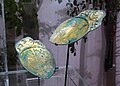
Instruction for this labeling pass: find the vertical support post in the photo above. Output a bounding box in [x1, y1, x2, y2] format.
[38, 77, 40, 86]
[1, 0, 9, 86]
[64, 44, 70, 86]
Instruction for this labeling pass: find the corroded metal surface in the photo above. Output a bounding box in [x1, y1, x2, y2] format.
[15, 37, 56, 79]
[50, 10, 106, 44]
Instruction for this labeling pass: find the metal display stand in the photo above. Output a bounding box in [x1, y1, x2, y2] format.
[64, 42, 89, 86]
[64, 44, 70, 86]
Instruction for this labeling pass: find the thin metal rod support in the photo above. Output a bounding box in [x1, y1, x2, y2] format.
[38, 77, 40, 86]
[64, 44, 70, 86]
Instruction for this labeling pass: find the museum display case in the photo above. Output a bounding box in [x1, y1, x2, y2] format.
[0, 0, 118, 86]
[0, 0, 91, 86]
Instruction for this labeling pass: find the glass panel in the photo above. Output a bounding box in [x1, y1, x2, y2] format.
[0, 75, 5, 86]
[0, 66, 89, 86]
[26, 67, 82, 86]
[0, 0, 89, 86]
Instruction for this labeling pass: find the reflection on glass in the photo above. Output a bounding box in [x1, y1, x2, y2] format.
[50, 10, 106, 44]
[15, 37, 56, 79]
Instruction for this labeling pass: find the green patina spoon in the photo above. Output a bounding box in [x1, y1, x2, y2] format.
[15, 37, 56, 79]
[50, 10, 106, 44]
